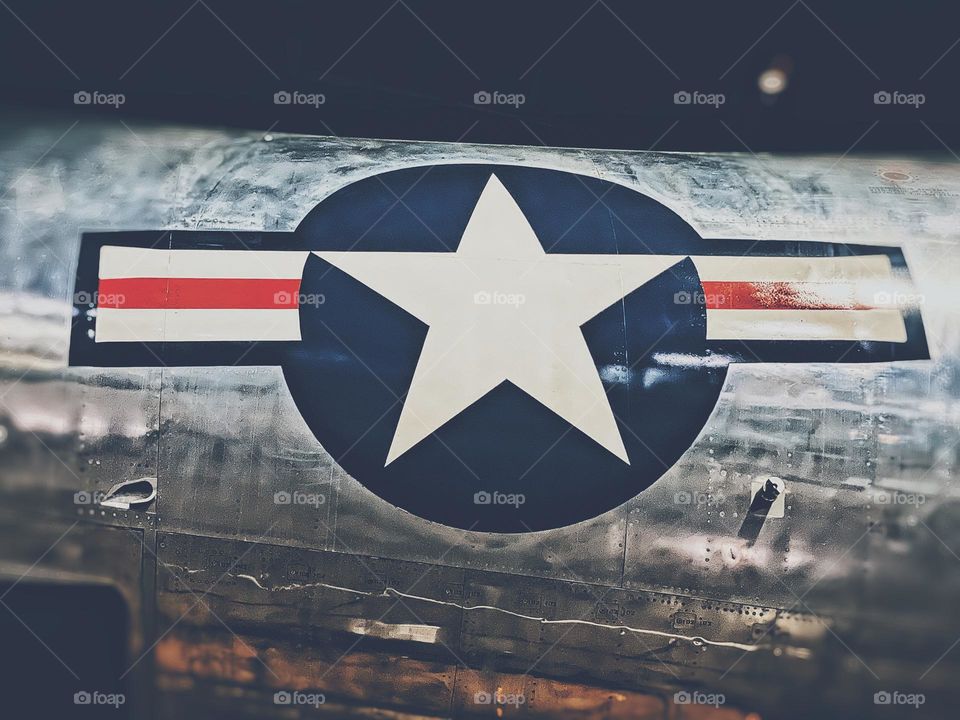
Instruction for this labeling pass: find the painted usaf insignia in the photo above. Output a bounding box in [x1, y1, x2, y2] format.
[69, 165, 929, 532]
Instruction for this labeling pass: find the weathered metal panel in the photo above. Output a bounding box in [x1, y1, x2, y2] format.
[0, 115, 958, 718]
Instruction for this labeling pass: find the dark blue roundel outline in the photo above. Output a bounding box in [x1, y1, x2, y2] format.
[288, 165, 726, 532]
[69, 164, 930, 533]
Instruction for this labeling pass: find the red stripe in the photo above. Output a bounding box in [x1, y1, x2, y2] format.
[97, 278, 867, 311]
[97, 278, 302, 309]
[701, 281, 872, 310]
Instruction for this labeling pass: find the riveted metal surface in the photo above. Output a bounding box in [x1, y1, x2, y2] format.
[1, 114, 959, 718]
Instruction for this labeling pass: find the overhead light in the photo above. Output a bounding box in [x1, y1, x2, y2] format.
[758, 67, 788, 95]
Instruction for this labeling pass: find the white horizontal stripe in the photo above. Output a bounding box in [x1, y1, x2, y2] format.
[705, 308, 906, 342]
[98, 307, 906, 343]
[100, 249, 895, 283]
[99, 247, 310, 279]
[691, 255, 893, 282]
[95, 308, 301, 342]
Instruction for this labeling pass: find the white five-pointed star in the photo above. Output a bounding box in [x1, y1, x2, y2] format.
[316, 174, 681, 465]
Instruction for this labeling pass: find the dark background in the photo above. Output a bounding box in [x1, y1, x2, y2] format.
[1, 0, 958, 153]
[0, 582, 130, 718]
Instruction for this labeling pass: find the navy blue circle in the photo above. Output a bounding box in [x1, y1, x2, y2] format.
[283, 165, 728, 532]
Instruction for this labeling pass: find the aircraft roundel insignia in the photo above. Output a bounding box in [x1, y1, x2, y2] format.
[70, 164, 929, 531]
